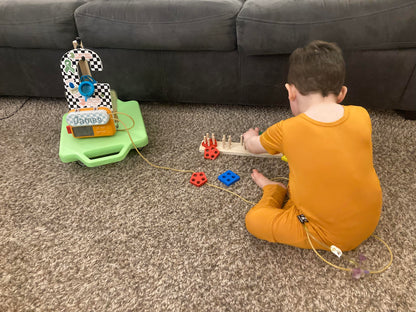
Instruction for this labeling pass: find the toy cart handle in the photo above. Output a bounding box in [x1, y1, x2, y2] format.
[77, 144, 131, 167]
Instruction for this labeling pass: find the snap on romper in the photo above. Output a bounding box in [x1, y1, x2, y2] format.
[245, 106, 382, 251]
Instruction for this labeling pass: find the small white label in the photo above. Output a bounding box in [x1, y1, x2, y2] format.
[330, 245, 343, 258]
[66, 110, 109, 127]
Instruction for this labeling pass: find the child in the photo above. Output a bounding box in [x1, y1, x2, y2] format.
[243, 40, 382, 251]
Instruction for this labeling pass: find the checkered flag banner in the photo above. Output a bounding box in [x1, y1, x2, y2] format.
[60, 48, 112, 111]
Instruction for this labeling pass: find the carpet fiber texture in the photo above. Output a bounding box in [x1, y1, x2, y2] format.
[0, 97, 415, 311]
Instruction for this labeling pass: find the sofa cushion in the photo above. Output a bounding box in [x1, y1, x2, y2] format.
[75, 0, 243, 51]
[237, 0, 416, 55]
[0, 0, 87, 49]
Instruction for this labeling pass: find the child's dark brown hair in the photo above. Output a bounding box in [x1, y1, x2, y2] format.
[288, 40, 345, 97]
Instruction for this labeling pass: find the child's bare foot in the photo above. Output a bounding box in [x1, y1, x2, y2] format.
[251, 169, 287, 189]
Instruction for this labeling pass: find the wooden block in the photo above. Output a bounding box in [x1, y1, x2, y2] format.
[78, 59, 91, 76]
[72, 39, 91, 77]
[199, 141, 281, 158]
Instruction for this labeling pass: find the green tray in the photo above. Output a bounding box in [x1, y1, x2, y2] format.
[59, 99, 148, 167]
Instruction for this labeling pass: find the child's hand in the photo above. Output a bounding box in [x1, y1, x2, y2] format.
[243, 127, 260, 141]
[243, 127, 267, 154]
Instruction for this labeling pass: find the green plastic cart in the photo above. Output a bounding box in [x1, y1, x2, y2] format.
[59, 99, 148, 167]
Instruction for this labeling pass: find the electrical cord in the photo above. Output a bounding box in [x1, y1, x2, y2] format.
[0, 97, 30, 121]
[304, 223, 393, 274]
[114, 117, 194, 174]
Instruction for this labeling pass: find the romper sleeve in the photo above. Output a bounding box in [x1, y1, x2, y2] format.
[260, 120, 284, 155]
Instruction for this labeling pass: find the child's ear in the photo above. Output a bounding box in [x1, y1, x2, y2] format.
[285, 83, 297, 101]
[336, 86, 348, 103]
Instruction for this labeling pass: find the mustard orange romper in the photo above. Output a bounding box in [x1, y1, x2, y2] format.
[245, 106, 382, 251]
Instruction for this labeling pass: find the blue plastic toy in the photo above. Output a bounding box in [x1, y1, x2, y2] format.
[218, 170, 240, 186]
[78, 75, 96, 101]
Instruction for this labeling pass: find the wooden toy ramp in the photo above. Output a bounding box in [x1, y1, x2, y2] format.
[199, 133, 282, 158]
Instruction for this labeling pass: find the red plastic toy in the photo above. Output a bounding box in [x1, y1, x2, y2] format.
[204, 146, 220, 160]
[190, 172, 208, 187]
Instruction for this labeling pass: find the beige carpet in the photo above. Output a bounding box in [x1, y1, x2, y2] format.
[1, 96, 415, 311]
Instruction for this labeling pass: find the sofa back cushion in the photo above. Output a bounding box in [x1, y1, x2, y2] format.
[237, 0, 416, 55]
[75, 0, 243, 51]
[0, 0, 87, 49]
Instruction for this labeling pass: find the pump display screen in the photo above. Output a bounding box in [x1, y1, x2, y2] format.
[72, 126, 94, 137]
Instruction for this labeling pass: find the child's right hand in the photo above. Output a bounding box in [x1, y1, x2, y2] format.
[243, 127, 260, 141]
[243, 127, 267, 154]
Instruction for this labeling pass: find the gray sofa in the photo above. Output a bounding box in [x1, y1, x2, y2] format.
[1, 0, 416, 117]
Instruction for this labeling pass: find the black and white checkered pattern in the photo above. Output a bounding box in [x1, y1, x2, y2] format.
[60, 48, 112, 111]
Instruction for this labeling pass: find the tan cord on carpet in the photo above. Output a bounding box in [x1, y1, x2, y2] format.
[114, 116, 193, 174]
[304, 224, 393, 274]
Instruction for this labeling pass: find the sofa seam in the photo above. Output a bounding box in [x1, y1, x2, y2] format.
[243, 43, 416, 56]
[74, 12, 239, 25]
[0, 15, 73, 25]
[236, 1, 416, 25]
